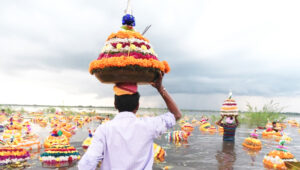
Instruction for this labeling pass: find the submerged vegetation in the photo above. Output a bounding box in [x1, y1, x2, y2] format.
[239, 100, 287, 127]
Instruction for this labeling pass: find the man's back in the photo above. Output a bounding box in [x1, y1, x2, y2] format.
[79, 74, 181, 170]
[78, 111, 176, 170]
[102, 112, 154, 169]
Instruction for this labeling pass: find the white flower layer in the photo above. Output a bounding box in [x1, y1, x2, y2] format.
[154, 146, 161, 154]
[101, 38, 157, 56]
[106, 38, 151, 47]
[282, 158, 297, 162]
[222, 101, 237, 105]
[41, 155, 79, 162]
[264, 155, 285, 165]
[0, 157, 29, 164]
[221, 108, 238, 111]
[101, 44, 157, 57]
[220, 112, 239, 116]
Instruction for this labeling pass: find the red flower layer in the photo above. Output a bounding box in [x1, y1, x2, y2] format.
[0, 148, 24, 152]
[45, 148, 76, 152]
[111, 42, 150, 49]
[98, 52, 158, 60]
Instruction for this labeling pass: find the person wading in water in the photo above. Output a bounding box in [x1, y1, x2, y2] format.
[216, 115, 239, 141]
[78, 73, 181, 170]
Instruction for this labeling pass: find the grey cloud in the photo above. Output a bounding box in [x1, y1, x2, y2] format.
[1, 0, 300, 102]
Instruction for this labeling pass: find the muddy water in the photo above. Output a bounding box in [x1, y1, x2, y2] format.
[8, 115, 300, 170]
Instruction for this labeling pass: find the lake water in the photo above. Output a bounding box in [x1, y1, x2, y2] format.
[153, 117, 300, 170]
[2, 110, 300, 170]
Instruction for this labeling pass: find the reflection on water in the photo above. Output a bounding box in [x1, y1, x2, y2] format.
[242, 147, 260, 167]
[216, 141, 236, 170]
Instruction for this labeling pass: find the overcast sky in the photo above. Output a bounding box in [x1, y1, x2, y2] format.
[1, 0, 300, 112]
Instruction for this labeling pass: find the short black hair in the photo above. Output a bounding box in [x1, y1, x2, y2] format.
[272, 121, 276, 124]
[114, 93, 140, 112]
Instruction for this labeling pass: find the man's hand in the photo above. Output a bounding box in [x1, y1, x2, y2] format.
[216, 115, 225, 126]
[151, 72, 164, 92]
[234, 115, 239, 126]
[150, 72, 181, 121]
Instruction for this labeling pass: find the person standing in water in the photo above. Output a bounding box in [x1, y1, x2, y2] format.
[0, 109, 6, 116]
[272, 121, 280, 132]
[216, 115, 239, 141]
[78, 73, 182, 170]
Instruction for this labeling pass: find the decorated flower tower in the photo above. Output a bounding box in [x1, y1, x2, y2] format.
[153, 143, 166, 163]
[89, 1, 170, 84]
[40, 145, 80, 168]
[242, 129, 262, 150]
[40, 129, 80, 167]
[220, 91, 238, 117]
[263, 140, 297, 169]
[44, 129, 69, 148]
[82, 129, 93, 150]
[0, 138, 30, 166]
[0, 147, 30, 166]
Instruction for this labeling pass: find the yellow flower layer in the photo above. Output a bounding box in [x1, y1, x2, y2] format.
[107, 30, 149, 43]
[0, 151, 28, 156]
[221, 106, 238, 110]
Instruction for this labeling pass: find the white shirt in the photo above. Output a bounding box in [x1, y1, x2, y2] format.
[78, 111, 176, 170]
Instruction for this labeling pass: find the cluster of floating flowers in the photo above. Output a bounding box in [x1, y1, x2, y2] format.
[263, 156, 287, 170]
[40, 145, 80, 166]
[263, 140, 297, 169]
[242, 137, 262, 150]
[0, 147, 30, 166]
[153, 143, 166, 163]
[166, 131, 190, 142]
[242, 129, 262, 150]
[82, 129, 93, 150]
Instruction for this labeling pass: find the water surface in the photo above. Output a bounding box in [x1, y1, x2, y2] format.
[6, 113, 300, 170]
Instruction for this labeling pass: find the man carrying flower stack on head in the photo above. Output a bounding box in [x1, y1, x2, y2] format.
[78, 73, 182, 170]
[216, 115, 239, 142]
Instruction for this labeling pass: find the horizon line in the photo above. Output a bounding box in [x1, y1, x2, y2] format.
[1, 103, 300, 115]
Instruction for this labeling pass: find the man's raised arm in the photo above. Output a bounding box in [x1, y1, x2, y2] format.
[151, 72, 182, 121]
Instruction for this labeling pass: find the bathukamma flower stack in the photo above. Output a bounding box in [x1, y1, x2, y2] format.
[40, 145, 80, 167]
[89, 10, 170, 84]
[220, 92, 238, 116]
[0, 147, 30, 166]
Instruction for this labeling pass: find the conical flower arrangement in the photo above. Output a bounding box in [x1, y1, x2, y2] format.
[220, 92, 238, 116]
[89, 8, 170, 84]
[0, 147, 30, 166]
[40, 145, 80, 167]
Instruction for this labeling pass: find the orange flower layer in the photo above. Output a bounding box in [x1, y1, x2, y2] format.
[89, 56, 170, 74]
[221, 106, 238, 110]
[107, 30, 149, 43]
[268, 150, 294, 159]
